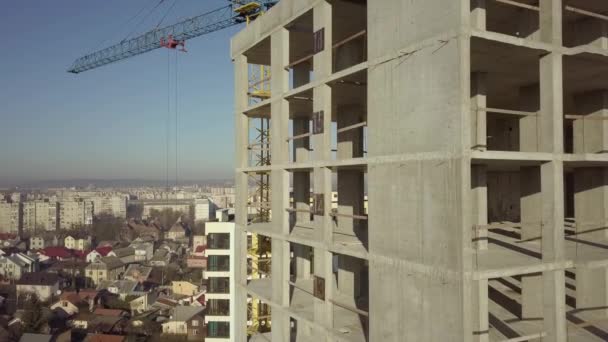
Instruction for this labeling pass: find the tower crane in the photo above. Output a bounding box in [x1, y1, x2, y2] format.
[68, 0, 276, 338]
[67, 0, 277, 73]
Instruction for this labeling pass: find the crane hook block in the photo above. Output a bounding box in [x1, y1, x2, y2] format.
[160, 35, 187, 52]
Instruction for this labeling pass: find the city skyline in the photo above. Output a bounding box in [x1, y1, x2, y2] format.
[0, 0, 238, 184]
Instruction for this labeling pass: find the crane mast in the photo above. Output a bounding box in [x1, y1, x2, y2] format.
[67, 1, 276, 73]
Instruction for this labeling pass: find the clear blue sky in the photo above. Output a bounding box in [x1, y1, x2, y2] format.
[0, 1, 241, 185]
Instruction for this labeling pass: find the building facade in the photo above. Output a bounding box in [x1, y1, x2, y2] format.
[22, 201, 55, 232]
[0, 202, 21, 234]
[58, 200, 93, 229]
[204, 222, 234, 341]
[194, 198, 216, 222]
[231, 1, 608, 341]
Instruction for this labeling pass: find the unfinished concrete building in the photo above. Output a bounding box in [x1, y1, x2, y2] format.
[232, 0, 608, 341]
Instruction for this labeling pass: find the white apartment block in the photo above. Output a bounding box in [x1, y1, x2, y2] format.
[58, 200, 93, 230]
[0, 202, 21, 234]
[194, 198, 216, 222]
[22, 201, 56, 232]
[90, 195, 127, 218]
[141, 200, 192, 219]
[204, 222, 235, 341]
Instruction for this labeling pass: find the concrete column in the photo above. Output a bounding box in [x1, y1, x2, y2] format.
[311, 2, 333, 335]
[573, 90, 608, 154]
[577, 267, 608, 316]
[337, 255, 362, 298]
[520, 166, 541, 241]
[521, 273, 543, 319]
[337, 170, 365, 237]
[541, 160, 567, 342]
[271, 239, 291, 342]
[472, 279, 489, 342]
[293, 244, 311, 280]
[471, 73, 487, 151]
[293, 171, 311, 224]
[471, 165, 488, 250]
[293, 118, 310, 163]
[270, 27, 291, 342]
[519, 85, 540, 152]
[234, 53, 250, 342]
[574, 167, 608, 240]
[471, 0, 486, 31]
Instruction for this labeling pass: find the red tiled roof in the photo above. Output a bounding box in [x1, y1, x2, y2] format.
[194, 245, 206, 253]
[95, 246, 113, 256]
[197, 294, 206, 305]
[62, 290, 98, 301]
[41, 247, 72, 258]
[0, 233, 17, 241]
[59, 292, 82, 306]
[93, 308, 125, 317]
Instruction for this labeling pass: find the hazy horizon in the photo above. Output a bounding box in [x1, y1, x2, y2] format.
[0, 1, 238, 185]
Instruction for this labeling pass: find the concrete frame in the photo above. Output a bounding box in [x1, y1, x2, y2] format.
[232, 0, 608, 341]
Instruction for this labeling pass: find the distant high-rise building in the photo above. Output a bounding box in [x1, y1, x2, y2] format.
[0, 202, 22, 233]
[90, 195, 128, 218]
[194, 198, 216, 222]
[22, 200, 55, 232]
[204, 222, 234, 341]
[58, 199, 93, 230]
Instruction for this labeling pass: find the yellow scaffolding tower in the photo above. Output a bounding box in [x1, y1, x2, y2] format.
[240, 2, 272, 337]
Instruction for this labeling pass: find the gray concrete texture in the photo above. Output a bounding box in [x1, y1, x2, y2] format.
[232, 0, 608, 341]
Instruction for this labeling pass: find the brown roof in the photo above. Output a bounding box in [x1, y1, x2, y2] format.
[17, 272, 61, 286]
[93, 308, 125, 317]
[59, 292, 82, 306]
[84, 335, 126, 342]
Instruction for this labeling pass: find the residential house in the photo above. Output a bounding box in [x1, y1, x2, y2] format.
[186, 254, 207, 269]
[129, 292, 157, 315]
[172, 281, 200, 297]
[96, 280, 138, 299]
[39, 246, 74, 261]
[192, 235, 206, 250]
[48, 260, 89, 278]
[161, 306, 205, 340]
[86, 246, 113, 263]
[0, 253, 37, 280]
[107, 247, 135, 264]
[129, 241, 154, 262]
[85, 256, 124, 286]
[148, 249, 171, 267]
[123, 264, 152, 283]
[64, 235, 92, 251]
[50, 292, 85, 316]
[29, 234, 59, 250]
[16, 272, 62, 302]
[167, 222, 187, 241]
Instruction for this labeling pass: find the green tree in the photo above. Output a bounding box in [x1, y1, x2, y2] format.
[149, 208, 182, 230]
[91, 214, 124, 242]
[19, 294, 46, 333]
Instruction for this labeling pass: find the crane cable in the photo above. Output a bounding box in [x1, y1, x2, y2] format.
[165, 45, 180, 192]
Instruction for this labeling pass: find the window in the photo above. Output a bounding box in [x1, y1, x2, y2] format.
[63, 301, 68, 307]
[192, 320, 199, 327]
[192, 329, 198, 335]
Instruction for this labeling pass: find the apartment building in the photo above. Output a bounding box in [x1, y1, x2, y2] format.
[0, 202, 21, 234]
[231, 0, 608, 341]
[58, 199, 93, 229]
[22, 200, 56, 232]
[194, 198, 216, 222]
[204, 222, 234, 341]
[90, 195, 128, 218]
[141, 200, 192, 219]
